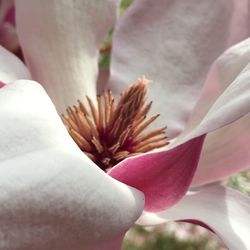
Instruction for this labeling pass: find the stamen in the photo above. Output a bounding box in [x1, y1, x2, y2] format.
[62, 78, 169, 171]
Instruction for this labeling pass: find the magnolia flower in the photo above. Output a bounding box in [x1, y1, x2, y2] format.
[0, 0, 250, 249]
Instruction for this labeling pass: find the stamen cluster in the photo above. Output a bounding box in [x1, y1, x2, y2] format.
[62, 78, 168, 171]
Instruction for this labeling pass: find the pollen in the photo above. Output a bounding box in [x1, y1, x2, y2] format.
[62, 78, 169, 171]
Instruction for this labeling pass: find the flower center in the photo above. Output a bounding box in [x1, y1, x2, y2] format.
[62, 78, 168, 171]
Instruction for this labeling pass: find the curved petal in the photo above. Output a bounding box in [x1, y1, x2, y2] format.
[137, 185, 250, 250]
[0, 80, 144, 249]
[15, 0, 118, 113]
[193, 114, 250, 185]
[181, 38, 250, 185]
[0, 45, 29, 82]
[109, 40, 250, 212]
[182, 38, 250, 135]
[108, 0, 238, 138]
[178, 59, 250, 144]
[109, 135, 205, 212]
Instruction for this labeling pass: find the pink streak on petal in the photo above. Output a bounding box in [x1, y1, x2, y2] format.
[109, 135, 205, 212]
[4, 5, 15, 25]
[0, 81, 5, 88]
[179, 219, 215, 233]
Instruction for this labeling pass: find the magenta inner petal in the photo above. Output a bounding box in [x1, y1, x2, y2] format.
[109, 135, 205, 212]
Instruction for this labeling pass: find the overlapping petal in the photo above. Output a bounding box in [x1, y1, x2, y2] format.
[5, 1, 250, 249]
[0, 80, 144, 249]
[109, 135, 205, 212]
[137, 184, 250, 250]
[185, 39, 250, 185]
[15, 0, 118, 113]
[109, 36, 250, 212]
[107, 0, 246, 139]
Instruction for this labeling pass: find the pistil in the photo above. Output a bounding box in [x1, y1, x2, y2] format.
[62, 78, 168, 171]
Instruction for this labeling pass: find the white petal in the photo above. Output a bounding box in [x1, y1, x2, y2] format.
[15, 0, 118, 113]
[137, 185, 250, 250]
[0, 81, 144, 249]
[108, 0, 236, 138]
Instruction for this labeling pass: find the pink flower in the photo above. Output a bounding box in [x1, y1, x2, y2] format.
[0, 0, 250, 249]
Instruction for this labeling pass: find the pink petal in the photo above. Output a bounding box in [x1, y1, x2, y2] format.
[0, 80, 144, 249]
[179, 39, 250, 185]
[15, 0, 118, 113]
[184, 38, 250, 134]
[0, 45, 29, 82]
[109, 135, 205, 212]
[109, 36, 250, 212]
[192, 115, 250, 185]
[179, 58, 250, 143]
[107, 0, 245, 139]
[137, 185, 250, 250]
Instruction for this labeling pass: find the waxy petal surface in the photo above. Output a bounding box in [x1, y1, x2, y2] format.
[178, 57, 250, 144]
[0, 45, 29, 82]
[110, 36, 250, 212]
[193, 116, 250, 185]
[0, 81, 144, 250]
[15, 0, 118, 113]
[178, 38, 250, 185]
[174, 62, 250, 184]
[108, 0, 238, 138]
[109, 135, 205, 212]
[137, 185, 250, 250]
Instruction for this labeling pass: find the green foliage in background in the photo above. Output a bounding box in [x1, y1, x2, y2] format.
[122, 226, 221, 250]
